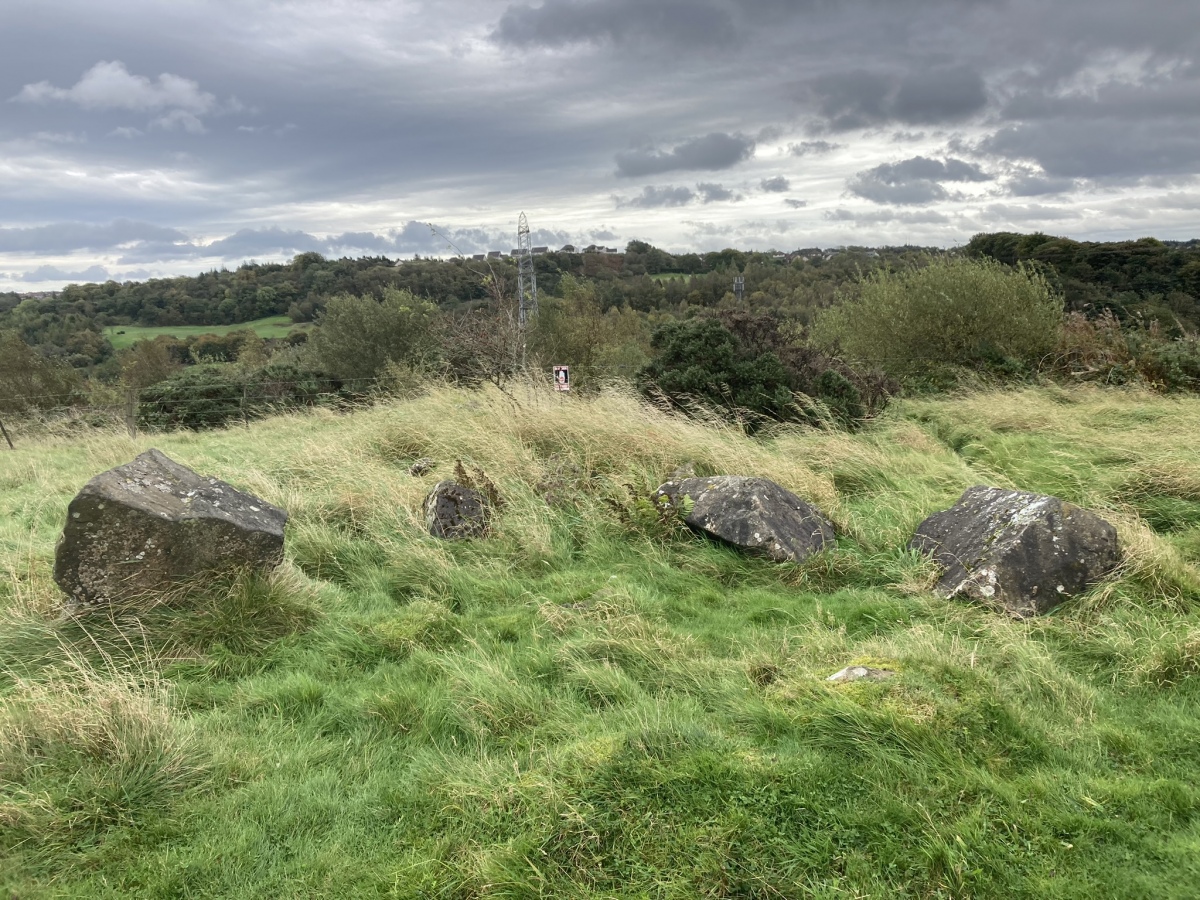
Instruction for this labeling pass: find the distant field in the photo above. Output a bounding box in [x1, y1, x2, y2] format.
[649, 272, 687, 282]
[104, 315, 306, 349]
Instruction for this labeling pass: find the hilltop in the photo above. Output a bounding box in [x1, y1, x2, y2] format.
[2, 383, 1199, 897]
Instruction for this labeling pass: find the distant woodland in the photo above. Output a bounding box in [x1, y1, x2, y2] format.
[3, 234, 1199, 372]
[3, 233, 1200, 435]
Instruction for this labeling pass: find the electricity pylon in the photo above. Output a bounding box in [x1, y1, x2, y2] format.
[516, 213, 538, 366]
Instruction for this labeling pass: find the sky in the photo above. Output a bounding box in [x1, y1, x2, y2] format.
[2, 0, 1199, 289]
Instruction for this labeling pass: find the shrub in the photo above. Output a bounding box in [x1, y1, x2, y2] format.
[1052, 311, 1200, 391]
[812, 256, 1064, 380]
[305, 287, 439, 383]
[717, 310, 892, 425]
[137, 365, 244, 430]
[188, 330, 254, 363]
[137, 363, 341, 430]
[527, 275, 651, 390]
[637, 318, 796, 429]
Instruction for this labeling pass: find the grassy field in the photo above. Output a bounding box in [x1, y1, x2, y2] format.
[2, 384, 1199, 897]
[104, 315, 305, 349]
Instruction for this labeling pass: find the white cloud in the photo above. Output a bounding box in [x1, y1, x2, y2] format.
[13, 60, 217, 114]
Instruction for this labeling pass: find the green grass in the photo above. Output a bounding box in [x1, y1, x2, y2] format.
[649, 273, 688, 283]
[2, 383, 1200, 897]
[104, 315, 306, 349]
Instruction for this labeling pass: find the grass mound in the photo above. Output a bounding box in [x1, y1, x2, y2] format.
[2, 382, 1199, 897]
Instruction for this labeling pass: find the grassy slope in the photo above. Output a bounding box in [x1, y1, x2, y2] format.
[104, 315, 304, 349]
[2, 384, 1199, 898]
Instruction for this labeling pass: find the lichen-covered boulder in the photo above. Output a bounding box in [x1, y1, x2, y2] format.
[53, 449, 287, 606]
[908, 485, 1120, 618]
[655, 475, 834, 562]
[424, 480, 490, 539]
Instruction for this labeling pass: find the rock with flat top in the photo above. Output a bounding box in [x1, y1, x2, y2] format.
[655, 475, 834, 562]
[908, 485, 1119, 618]
[53, 448, 287, 606]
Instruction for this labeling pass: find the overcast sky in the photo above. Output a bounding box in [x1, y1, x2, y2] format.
[3, 0, 1199, 289]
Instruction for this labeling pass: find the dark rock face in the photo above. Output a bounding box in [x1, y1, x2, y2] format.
[424, 480, 490, 539]
[908, 485, 1120, 618]
[53, 449, 287, 606]
[656, 475, 835, 562]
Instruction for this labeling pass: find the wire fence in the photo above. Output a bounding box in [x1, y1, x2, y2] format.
[1, 368, 605, 447]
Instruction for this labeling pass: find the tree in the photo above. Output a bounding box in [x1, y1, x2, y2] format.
[528, 275, 650, 389]
[119, 337, 182, 391]
[304, 287, 439, 382]
[0, 330, 81, 415]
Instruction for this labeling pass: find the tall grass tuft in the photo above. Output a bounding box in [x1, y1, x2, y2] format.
[1, 647, 205, 845]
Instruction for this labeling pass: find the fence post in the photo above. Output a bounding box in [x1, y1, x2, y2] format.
[0, 417, 13, 450]
[124, 388, 138, 439]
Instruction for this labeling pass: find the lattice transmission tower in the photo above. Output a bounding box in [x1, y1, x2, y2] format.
[516, 212, 538, 332]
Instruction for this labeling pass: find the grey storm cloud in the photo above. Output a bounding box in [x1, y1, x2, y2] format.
[617, 186, 696, 209]
[109, 222, 544, 265]
[824, 208, 952, 226]
[616, 133, 755, 177]
[788, 140, 840, 157]
[1006, 172, 1076, 197]
[616, 182, 741, 208]
[3, 0, 1200, 287]
[16, 264, 113, 283]
[783, 199, 807, 208]
[847, 156, 991, 205]
[809, 65, 988, 131]
[696, 182, 739, 203]
[760, 176, 790, 193]
[202, 227, 330, 258]
[493, 0, 736, 49]
[979, 120, 1200, 181]
[0, 220, 190, 254]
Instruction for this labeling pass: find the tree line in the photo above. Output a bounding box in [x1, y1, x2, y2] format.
[3, 233, 1200, 441]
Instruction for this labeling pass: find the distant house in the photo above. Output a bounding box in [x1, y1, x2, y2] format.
[472, 254, 486, 261]
[559, 244, 576, 253]
[531, 246, 549, 255]
[487, 251, 504, 259]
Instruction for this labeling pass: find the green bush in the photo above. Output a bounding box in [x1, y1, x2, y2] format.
[637, 318, 796, 429]
[304, 287, 439, 383]
[137, 365, 244, 430]
[812, 256, 1064, 380]
[138, 363, 341, 430]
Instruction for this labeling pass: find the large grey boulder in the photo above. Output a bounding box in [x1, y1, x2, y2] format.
[53, 449, 287, 606]
[424, 480, 490, 539]
[655, 475, 835, 562]
[908, 485, 1120, 618]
